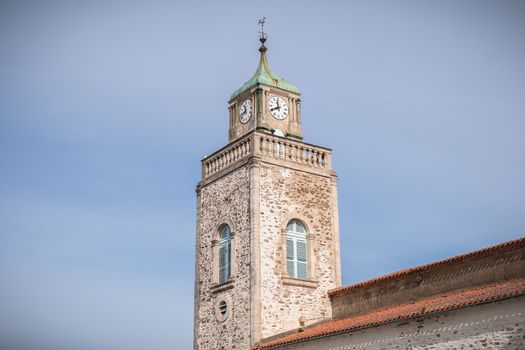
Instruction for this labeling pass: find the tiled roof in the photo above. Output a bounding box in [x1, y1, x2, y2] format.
[253, 278, 525, 349]
[329, 236, 525, 298]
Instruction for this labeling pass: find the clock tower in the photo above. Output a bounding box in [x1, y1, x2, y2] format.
[194, 28, 342, 350]
[228, 32, 302, 142]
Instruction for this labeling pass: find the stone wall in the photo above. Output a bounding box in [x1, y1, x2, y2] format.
[276, 296, 525, 350]
[195, 131, 341, 349]
[194, 164, 252, 350]
[330, 240, 525, 319]
[258, 162, 341, 339]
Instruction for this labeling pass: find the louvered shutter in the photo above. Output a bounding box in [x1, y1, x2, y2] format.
[296, 239, 308, 279]
[219, 243, 230, 283]
[286, 238, 295, 277]
[226, 242, 231, 281]
[285, 220, 309, 280]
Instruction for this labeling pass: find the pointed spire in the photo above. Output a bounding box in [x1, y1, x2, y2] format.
[256, 19, 272, 78]
[229, 20, 299, 101]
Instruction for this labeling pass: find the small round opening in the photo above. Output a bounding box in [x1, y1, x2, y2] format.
[219, 301, 227, 315]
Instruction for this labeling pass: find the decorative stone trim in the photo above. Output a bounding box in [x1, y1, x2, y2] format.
[210, 278, 235, 294]
[279, 215, 317, 281]
[214, 294, 232, 322]
[282, 276, 319, 289]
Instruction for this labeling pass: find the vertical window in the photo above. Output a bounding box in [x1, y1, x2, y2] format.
[219, 225, 232, 283]
[286, 220, 308, 279]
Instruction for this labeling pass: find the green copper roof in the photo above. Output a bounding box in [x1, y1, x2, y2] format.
[229, 45, 299, 101]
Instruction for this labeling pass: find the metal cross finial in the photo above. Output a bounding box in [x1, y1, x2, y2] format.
[258, 17, 267, 44]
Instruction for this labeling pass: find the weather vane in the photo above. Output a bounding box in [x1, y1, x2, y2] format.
[258, 17, 267, 44]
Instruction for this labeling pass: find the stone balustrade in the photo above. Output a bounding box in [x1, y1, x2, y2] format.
[202, 132, 332, 178]
[202, 135, 253, 178]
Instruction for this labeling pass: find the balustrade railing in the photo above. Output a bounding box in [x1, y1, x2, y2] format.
[202, 132, 332, 178]
[202, 136, 252, 177]
[257, 135, 329, 168]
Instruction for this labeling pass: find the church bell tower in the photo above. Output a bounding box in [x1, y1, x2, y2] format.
[194, 23, 342, 350]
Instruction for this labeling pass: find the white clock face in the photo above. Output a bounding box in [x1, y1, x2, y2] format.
[239, 99, 253, 124]
[268, 96, 289, 120]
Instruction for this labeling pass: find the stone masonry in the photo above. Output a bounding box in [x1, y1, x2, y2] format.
[258, 162, 341, 338]
[253, 235, 525, 350]
[195, 39, 342, 350]
[195, 164, 252, 350]
[194, 131, 342, 349]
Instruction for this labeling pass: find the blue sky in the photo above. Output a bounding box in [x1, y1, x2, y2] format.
[1, 1, 524, 349]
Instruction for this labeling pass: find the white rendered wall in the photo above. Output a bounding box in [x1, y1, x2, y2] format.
[278, 296, 525, 350]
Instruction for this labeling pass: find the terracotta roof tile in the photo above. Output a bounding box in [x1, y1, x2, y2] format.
[254, 278, 525, 349]
[329, 236, 525, 298]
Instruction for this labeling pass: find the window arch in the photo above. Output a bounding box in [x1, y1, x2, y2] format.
[286, 219, 308, 279]
[218, 224, 232, 283]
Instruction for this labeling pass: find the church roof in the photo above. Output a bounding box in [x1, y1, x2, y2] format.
[253, 277, 525, 349]
[253, 236, 525, 349]
[229, 44, 299, 101]
[329, 236, 525, 298]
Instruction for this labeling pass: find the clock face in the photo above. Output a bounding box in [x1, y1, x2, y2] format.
[268, 96, 289, 120]
[239, 99, 253, 124]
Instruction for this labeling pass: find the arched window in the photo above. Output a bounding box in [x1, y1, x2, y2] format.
[286, 220, 308, 279]
[219, 225, 232, 283]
